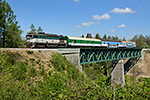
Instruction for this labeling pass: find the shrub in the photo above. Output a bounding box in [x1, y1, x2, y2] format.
[50, 52, 67, 71]
[11, 62, 27, 80]
[26, 50, 34, 55]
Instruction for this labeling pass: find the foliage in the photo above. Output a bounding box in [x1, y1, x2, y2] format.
[0, 51, 150, 99]
[28, 24, 43, 34]
[0, 0, 24, 48]
[86, 33, 92, 38]
[131, 34, 150, 48]
[95, 33, 101, 39]
[26, 50, 34, 55]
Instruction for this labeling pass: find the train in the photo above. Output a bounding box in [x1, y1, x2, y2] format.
[26, 33, 136, 48]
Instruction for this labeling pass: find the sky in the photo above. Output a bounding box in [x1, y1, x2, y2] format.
[6, 0, 150, 40]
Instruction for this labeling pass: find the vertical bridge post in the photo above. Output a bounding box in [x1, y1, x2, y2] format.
[58, 48, 82, 71]
[111, 60, 125, 87]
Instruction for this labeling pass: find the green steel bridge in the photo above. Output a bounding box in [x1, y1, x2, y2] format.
[80, 48, 142, 64]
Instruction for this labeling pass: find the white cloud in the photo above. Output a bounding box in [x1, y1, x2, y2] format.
[81, 21, 99, 26]
[118, 24, 127, 27]
[137, 29, 144, 31]
[109, 7, 137, 13]
[108, 29, 115, 32]
[73, 0, 79, 2]
[92, 13, 110, 20]
[74, 25, 81, 28]
[81, 22, 90, 26]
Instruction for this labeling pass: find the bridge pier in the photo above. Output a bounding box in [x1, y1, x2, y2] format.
[58, 48, 82, 71]
[111, 60, 125, 87]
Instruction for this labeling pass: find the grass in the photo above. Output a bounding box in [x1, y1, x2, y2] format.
[0, 51, 150, 99]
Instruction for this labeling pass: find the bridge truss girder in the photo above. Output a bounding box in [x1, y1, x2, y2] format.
[80, 48, 142, 64]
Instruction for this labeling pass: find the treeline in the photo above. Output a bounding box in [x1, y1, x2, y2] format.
[82, 33, 150, 48]
[82, 33, 119, 40]
[28, 24, 43, 34]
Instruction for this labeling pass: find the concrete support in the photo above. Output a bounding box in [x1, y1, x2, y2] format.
[140, 49, 147, 63]
[111, 60, 125, 87]
[58, 48, 82, 71]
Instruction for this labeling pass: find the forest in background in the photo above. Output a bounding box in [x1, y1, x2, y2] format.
[0, 0, 150, 48]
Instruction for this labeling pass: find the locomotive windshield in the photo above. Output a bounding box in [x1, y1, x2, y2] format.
[26, 35, 33, 39]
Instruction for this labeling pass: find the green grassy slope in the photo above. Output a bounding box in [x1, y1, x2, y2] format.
[0, 50, 150, 99]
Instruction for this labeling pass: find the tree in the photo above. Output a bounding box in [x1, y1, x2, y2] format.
[103, 34, 107, 39]
[136, 37, 143, 49]
[131, 35, 138, 42]
[108, 35, 111, 39]
[81, 35, 84, 38]
[0, 0, 24, 48]
[145, 35, 150, 46]
[123, 37, 126, 41]
[86, 33, 92, 38]
[95, 33, 100, 39]
[115, 36, 119, 40]
[28, 24, 36, 34]
[37, 26, 43, 33]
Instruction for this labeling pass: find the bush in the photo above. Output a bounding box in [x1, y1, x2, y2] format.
[26, 50, 34, 55]
[11, 62, 27, 80]
[50, 52, 67, 71]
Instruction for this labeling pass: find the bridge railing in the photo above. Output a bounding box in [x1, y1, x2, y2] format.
[80, 48, 142, 64]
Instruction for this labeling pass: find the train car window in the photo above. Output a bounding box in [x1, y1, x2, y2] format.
[74, 40, 76, 43]
[26, 35, 33, 39]
[33, 35, 38, 38]
[89, 41, 90, 44]
[104, 42, 105, 44]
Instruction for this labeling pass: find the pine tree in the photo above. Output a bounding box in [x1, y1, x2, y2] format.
[0, 0, 24, 48]
[95, 33, 100, 39]
[103, 34, 107, 39]
[28, 24, 36, 33]
[37, 26, 43, 33]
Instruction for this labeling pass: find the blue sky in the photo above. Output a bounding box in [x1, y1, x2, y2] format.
[6, 0, 150, 40]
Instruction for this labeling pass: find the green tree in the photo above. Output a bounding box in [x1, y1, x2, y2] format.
[86, 33, 92, 38]
[108, 35, 111, 39]
[0, 0, 24, 48]
[136, 37, 143, 48]
[123, 37, 126, 41]
[81, 35, 84, 38]
[95, 33, 100, 39]
[103, 34, 107, 39]
[37, 26, 43, 33]
[28, 24, 36, 34]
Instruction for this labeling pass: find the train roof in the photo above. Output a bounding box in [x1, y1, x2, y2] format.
[122, 41, 136, 44]
[100, 39, 122, 42]
[27, 33, 59, 37]
[66, 36, 101, 42]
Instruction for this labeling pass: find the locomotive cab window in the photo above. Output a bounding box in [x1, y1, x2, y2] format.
[26, 35, 33, 39]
